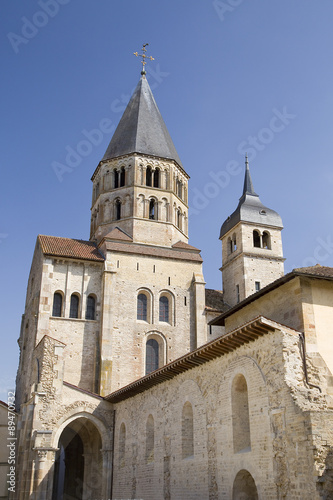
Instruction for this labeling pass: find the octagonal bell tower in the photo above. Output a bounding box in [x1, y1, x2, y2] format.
[90, 75, 189, 248]
[220, 157, 285, 307]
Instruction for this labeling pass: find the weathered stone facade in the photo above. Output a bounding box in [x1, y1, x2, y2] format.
[11, 73, 333, 499]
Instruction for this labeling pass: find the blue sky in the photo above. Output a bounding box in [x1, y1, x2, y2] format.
[1, 0, 333, 401]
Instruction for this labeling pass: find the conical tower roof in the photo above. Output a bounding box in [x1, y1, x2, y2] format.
[102, 76, 183, 167]
[220, 157, 283, 238]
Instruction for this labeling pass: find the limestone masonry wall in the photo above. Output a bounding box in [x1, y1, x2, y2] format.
[112, 329, 333, 499]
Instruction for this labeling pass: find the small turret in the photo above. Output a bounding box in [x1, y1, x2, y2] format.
[220, 156, 284, 307]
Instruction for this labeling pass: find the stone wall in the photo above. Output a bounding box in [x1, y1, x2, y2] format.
[99, 248, 206, 394]
[111, 327, 333, 499]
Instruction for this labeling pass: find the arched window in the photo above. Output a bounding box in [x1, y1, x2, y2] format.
[153, 168, 160, 188]
[159, 296, 169, 323]
[262, 231, 271, 249]
[146, 339, 159, 374]
[149, 199, 155, 220]
[253, 230, 261, 248]
[137, 293, 147, 321]
[232, 470, 258, 500]
[115, 199, 121, 220]
[69, 294, 79, 319]
[232, 374, 251, 453]
[177, 209, 181, 229]
[119, 423, 126, 468]
[52, 292, 63, 317]
[146, 167, 152, 187]
[146, 414, 154, 463]
[120, 167, 125, 187]
[177, 180, 182, 199]
[114, 168, 119, 189]
[230, 233, 237, 251]
[228, 237, 233, 255]
[182, 402, 194, 459]
[85, 295, 96, 320]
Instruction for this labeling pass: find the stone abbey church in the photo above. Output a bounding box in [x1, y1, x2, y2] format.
[14, 69, 333, 500]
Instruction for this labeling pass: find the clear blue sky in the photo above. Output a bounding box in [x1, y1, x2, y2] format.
[1, 0, 333, 401]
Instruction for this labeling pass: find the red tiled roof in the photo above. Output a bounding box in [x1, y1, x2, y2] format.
[293, 265, 333, 278]
[103, 227, 133, 242]
[172, 241, 201, 252]
[104, 240, 203, 262]
[205, 289, 230, 313]
[38, 235, 105, 262]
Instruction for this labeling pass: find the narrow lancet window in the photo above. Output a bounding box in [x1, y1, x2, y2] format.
[137, 293, 147, 321]
[146, 339, 159, 374]
[153, 168, 160, 188]
[69, 294, 79, 319]
[52, 292, 63, 317]
[262, 231, 271, 249]
[159, 296, 169, 323]
[120, 167, 125, 187]
[149, 199, 155, 220]
[114, 168, 119, 189]
[115, 199, 121, 220]
[253, 230, 261, 248]
[146, 167, 152, 186]
[86, 295, 96, 320]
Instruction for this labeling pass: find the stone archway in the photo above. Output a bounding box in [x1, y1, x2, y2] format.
[52, 417, 103, 500]
[232, 469, 258, 500]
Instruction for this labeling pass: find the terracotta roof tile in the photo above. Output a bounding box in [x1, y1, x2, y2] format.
[205, 289, 230, 313]
[293, 265, 333, 278]
[172, 241, 201, 252]
[103, 227, 133, 242]
[38, 235, 105, 262]
[104, 241, 203, 262]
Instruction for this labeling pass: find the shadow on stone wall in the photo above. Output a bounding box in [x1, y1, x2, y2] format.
[317, 448, 333, 500]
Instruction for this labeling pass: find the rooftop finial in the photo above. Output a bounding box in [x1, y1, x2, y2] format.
[134, 43, 155, 76]
[242, 154, 258, 197]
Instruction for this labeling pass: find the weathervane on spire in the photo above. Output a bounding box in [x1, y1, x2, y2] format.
[134, 43, 154, 75]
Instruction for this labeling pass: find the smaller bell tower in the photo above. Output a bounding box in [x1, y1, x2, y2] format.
[220, 156, 284, 307]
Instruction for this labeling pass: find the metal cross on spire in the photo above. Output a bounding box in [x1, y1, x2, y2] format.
[134, 43, 154, 75]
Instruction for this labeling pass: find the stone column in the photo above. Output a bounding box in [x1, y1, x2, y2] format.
[32, 448, 57, 500]
[144, 199, 150, 219]
[101, 449, 113, 500]
[99, 258, 117, 396]
[192, 272, 207, 349]
[157, 201, 163, 221]
[142, 166, 147, 186]
[166, 202, 170, 222]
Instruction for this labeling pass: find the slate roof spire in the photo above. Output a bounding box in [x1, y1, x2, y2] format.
[220, 156, 283, 238]
[102, 75, 183, 167]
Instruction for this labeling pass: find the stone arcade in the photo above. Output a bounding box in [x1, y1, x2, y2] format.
[13, 68, 333, 499]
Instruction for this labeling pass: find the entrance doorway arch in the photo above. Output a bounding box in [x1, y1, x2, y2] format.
[52, 417, 103, 500]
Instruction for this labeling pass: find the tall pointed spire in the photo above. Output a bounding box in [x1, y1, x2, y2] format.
[242, 154, 258, 197]
[102, 75, 183, 167]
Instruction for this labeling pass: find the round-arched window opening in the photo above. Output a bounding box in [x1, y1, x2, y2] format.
[146, 338, 159, 374]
